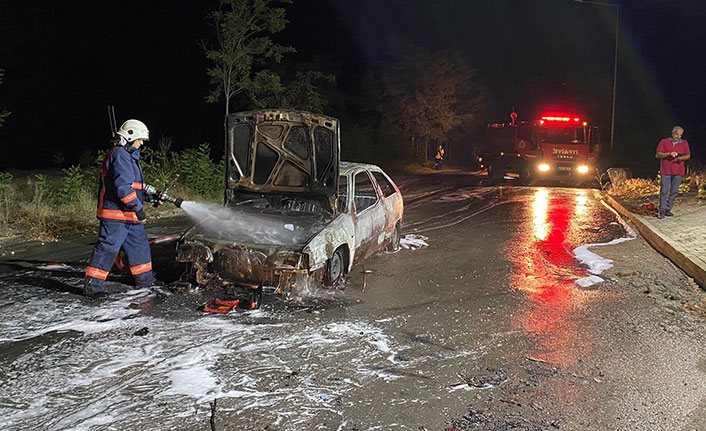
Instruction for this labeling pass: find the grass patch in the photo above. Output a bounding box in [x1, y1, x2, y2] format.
[607, 178, 660, 199]
[608, 168, 706, 200]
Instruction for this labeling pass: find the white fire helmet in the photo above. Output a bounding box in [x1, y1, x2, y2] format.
[117, 119, 150, 142]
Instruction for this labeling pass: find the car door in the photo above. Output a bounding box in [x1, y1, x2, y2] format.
[352, 171, 385, 264]
[371, 170, 403, 239]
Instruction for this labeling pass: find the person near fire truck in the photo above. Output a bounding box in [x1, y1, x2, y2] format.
[83, 119, 160, 297]
[434, 143, 445, 170]
[655, 125, 690, 219]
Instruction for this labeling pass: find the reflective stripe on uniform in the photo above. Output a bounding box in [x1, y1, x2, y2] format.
[132, 182, 144, 189]
[97, 208, 138, 222]
[121, 191, 137, 204]
[86, 266, 109, 280]
[130, 262, 152, 275]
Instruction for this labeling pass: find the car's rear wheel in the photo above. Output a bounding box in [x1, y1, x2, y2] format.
[324, 247, 346, 287]
[386, 223, 401, 252]
[488, 162, 503, 179]
[519, 164, 536, 186]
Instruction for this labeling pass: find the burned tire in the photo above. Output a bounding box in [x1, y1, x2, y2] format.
[324, 247, 346, 287]
[386, 223, 401, 252]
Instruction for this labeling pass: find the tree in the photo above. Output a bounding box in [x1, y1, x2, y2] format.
[203, 0, 295, 118]
[0, 69, 10, 127]
[256, 69, 336, 114]
[380, 40, 486, 161]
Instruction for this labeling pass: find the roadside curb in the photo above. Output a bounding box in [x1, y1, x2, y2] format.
[602, 192, 706, 288]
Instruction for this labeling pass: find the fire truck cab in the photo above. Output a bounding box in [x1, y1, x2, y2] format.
[483, 113, 600, 186]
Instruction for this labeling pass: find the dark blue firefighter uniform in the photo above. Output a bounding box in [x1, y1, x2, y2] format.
[85, 144, 156, 293]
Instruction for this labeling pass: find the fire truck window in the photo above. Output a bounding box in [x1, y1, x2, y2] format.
[587, 128, 593, 152]
[337, 175, 348, 212]
[372, 171, 396, 198]
[354, 172, 378, 213]
[540, 127, 586, 146]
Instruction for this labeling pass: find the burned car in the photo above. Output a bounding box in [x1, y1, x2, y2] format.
[176, 110, 403, 292]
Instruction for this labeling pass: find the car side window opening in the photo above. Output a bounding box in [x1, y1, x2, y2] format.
[354, 172, 379, 213]
[372, 171, 396, 198]
[337, 175, 348, 212]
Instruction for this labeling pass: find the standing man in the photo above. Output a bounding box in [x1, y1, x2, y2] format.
[84, 119, 157, 297]
[434, 144, 445, 170]
[655, 125, 690, 219]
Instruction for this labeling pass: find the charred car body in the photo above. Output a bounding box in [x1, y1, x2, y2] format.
[176, 110, 403, 292]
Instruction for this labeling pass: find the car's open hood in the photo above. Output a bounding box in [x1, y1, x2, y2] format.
[225, 110, 340, 212]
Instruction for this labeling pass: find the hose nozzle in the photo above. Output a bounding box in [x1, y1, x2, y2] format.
[144, 184, 184, 208]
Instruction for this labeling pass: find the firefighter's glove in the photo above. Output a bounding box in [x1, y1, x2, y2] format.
[136, 209, 147, 223]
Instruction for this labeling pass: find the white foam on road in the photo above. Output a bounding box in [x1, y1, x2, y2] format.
[400, 234, 429, 249]
[573, 212, 637, 288]
[0, 286, 424, 431]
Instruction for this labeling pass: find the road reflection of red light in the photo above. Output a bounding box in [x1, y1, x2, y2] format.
[509, 189, 592, 366]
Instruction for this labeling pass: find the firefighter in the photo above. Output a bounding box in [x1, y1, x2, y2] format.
[434, 144, 445, 170]
[83, 119, 159, 297]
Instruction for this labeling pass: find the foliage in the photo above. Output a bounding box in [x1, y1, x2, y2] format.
[52, 151, 66, 167]
[0, 171, 13, 224]
[82, 150, 106, 193]
[179, 142, 224, 200]
[60, 165, 86, 203]
[0, 69, 9, 127]
[258, 69, 336, 113]
[203, 0, 295, 116]
[140, 136, 181, 189]
[378, 39, 487, 161]
[32, 173, 51, 205]
[607, 177, 659, 199]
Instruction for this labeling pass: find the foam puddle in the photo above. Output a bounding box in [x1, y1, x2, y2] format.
[2, 277, 467, 430]
[572, 222, 637, 288]
[400, 234, 429, 250]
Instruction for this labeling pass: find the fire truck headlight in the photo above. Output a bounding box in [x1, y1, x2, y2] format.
[577, 165, 589, 174]
[538, 163, 551, 172]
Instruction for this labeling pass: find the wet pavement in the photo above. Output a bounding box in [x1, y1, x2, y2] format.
[1, 173, 706, 430]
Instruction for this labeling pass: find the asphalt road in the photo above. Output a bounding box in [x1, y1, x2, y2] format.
[1, 173, 706, 431]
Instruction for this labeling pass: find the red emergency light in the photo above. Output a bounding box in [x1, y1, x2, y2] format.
[540, 114, 582, 124]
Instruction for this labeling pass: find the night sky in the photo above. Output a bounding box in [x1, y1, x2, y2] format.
[1, 0, 704, 176]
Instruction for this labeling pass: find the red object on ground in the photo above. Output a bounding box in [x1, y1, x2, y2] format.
[640, 202, 656, 210]
[203, 298, 240, 314]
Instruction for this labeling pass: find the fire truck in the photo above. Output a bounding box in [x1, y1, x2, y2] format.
[481, 112, 600, 186]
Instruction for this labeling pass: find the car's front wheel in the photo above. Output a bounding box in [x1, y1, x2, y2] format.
[324, 247, 346, 287]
